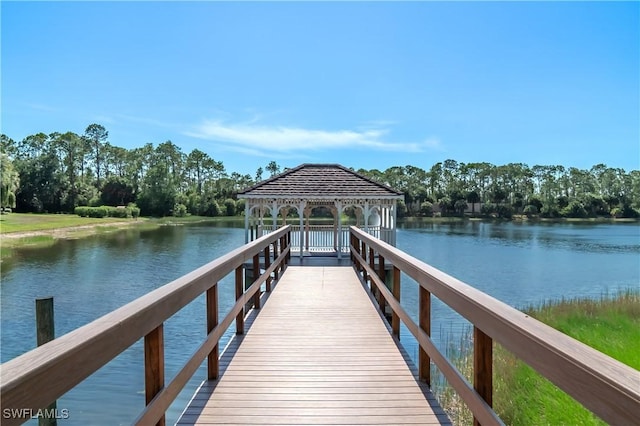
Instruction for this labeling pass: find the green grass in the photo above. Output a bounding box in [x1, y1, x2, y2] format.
[433, 290, 640, 425]
[493, 292, 640, 425]
[0, 212, 137, 233]
[0, 235, 57, 258]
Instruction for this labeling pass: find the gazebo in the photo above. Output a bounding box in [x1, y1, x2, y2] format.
[238, 164, 404, 258]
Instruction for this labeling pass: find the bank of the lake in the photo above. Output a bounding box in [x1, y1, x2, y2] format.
[437, 291, 640, 425]
[0, 214, 240, 260]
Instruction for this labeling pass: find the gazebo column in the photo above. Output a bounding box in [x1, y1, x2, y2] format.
[336, 201, 343, 259]
[244, 201, 250, 243]
[364, 201, 370, 233]
[304, 207, 312, 252]
[271, 201, 278, 231]
[281, 207, 289, 226]
[392, 202, 397, 246]
[330, 206, 338, 252]
[258, 206, 264, 238]
[298, 202, 305, 257]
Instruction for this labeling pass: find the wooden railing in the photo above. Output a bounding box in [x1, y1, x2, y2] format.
[0, 226, 292, 426]
[349, 226, 640, 426]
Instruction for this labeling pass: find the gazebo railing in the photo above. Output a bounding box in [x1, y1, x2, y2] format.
[250, 224, 392, 254]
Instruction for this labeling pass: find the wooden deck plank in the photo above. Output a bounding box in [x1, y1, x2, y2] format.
[177, 266, 450, 426]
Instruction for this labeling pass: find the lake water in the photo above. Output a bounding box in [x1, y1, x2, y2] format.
[1, 221, 638, 425]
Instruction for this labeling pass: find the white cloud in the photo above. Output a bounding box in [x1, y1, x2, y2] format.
[423, 137, 445, 151]
[186, 119, 442, 155]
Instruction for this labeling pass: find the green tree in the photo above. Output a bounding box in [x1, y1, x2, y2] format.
[101, 176, 135, 206]
[52, 131, 83, 210]
[0, 154, 20, 208]
[266, 161, 280, 176]
[84, 123, 109, 189]
[466, 190, 480, 214]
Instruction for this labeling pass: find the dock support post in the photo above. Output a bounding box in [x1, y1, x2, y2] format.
[392, 266, 401, 338]
[419, 286, 431, 385]
[36, 297, 57, 426]
[144, 324, 165, 426]
[235, 266, 244, 334]
[473, 326, 493, 426]
[206, 284, 219, 380]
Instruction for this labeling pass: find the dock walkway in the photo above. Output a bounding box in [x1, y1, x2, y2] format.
[178, 266, 449, 425]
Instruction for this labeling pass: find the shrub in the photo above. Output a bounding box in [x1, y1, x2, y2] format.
[87, 206, 109, 218]
[420, 201, 434, 217]
[481, 203, 497, 215]
[561, 200, 588, 218]
[128, 203, 140, 219]
[523, 204, 539, 217]
[223, 198, 236, 216]
[496, 204, 514, 219]
[108, 206, 130, 218]
[75, 205, 139, 219]
[74, 206, 89, 217]
[173, 203, 188, 217]
[541, 204, 560, 218]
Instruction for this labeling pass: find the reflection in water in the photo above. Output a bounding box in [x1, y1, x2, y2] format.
[1, 221, 638, 424]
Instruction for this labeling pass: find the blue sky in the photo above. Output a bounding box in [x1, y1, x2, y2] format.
[2, 1, 638, 176]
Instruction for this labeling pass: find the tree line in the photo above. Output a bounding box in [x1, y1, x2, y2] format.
[1, 124, 639, 219]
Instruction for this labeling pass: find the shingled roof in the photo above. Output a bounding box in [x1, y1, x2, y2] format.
[238, 164, 403, 199]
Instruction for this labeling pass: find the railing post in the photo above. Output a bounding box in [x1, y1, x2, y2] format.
[252, 253, 261, 309]
[35, 297, 56, 426]
[352, 235, 361, 270]
[473, 326, 493, 426]
[272, 241, 279, 281]
[286, 232, 291, 263]
[419, 285, 431, 385]
[361, 241, 368, 283]
[377, 253, 386, 312]
[144, 324, 165, 426]
[206, 284, 219, 380]
[392, 266, 401, 338]
[368, 247, 375, 292]
[349, 233, 354, 262]
[235, 266, 244, 334]
[264, 245, 272, 292]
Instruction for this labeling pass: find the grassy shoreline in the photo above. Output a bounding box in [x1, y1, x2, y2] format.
[0, 213, 238, 260]
[433, 290, 640, 425]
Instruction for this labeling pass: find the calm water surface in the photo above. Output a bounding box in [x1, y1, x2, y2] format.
[1, 221, 638, 425]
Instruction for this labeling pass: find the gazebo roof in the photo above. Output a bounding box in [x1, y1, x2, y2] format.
[238, 164, 403, 199]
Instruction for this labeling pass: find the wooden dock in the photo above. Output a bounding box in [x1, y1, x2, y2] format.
[4, 225, 636, 426]
[178, 266, 450, 425]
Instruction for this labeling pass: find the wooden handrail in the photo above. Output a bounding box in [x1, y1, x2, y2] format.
[0, 225, 291, 426]
[349, 225, 640, 426]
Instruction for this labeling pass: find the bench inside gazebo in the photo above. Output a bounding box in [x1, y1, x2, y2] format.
[238, 164, 403, 258]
